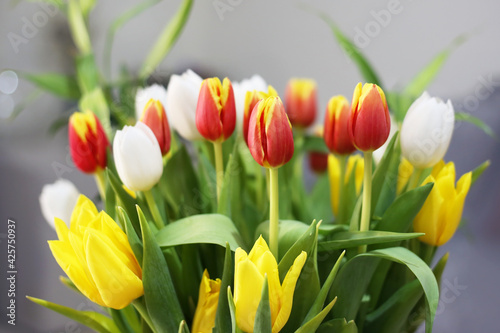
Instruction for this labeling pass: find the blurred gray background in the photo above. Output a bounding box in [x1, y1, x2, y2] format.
[0, 0, 499, 332]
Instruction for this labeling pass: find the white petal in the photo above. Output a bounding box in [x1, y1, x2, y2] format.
[39, 179, 80, 229]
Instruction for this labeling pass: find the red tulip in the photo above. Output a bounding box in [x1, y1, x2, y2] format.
[248, 97, 294, 168]
[349, 83, 391, 152]
[69, 111, 109, 173]
[196, 77, 236, 142]
[285, 78, 317, 128]
[243, 86, 277, 145]
[324, 95, 356, 155]
[140, 98, 171, 156]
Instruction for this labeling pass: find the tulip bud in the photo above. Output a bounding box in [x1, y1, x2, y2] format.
[69, 111, 109, 174]
[328, 154, 364, 216]
[196, 77, 236, 142]
[166, 69, 204, 141]
[49, 195, 143, 309]
[247, 97, 294, 168]
[349, 83, 391, 152]
[285, 78, 317, 128]
[139, 98, 171, 155]
[135, 84, 168, 120]
[324, 95, 356, 155]
[413, 161, 471, 246]
[113, 122, 163, 192]
[400, 91, 455, 169]
[39, 179, 80, 229]
[243, 86, 278, 145]
[232, 74, 268, 129]
[234, 236, 307, 333]
[192, 270, 221, 333]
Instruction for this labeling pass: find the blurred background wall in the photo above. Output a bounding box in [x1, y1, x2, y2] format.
[0, 0, 499, 332]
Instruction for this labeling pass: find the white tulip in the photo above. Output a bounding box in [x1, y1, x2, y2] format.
[373, 114, 398, 164]
[113, 122, 163, 192]
[166, 69, 203, 140]
[39, 179, 80, 229]
[232, 74, 268, 129]
[400, 91, 455, 169]
[135, 84, 168, 120]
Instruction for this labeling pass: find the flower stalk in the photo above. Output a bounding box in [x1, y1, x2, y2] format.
[95, 169, 106, 201]
[359, 151, 373, 253]
[144, 190, 164, 229]
[214, 141, 224, 202]
[269, 167, 280, 258]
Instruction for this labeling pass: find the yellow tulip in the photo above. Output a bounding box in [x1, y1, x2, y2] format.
[328, 154, 364, 216]
[413, 161, 472, 246]
[48, 195, 143, 309]
[234, 236, 307, 333]
[397, 158, 415, 195]
[192, 269, 221, 333]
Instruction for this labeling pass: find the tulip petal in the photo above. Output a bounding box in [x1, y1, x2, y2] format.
[85, 230, 143, 309]
[414, 175, 443, 245]
[70, 195, 98, 230]
[272, 251, 307, 333]
[192, 270, 221, 333]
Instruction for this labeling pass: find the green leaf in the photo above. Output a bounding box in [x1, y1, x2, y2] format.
[214, 243, 234, 333]
[371, 132, 399, 212]
[27, 296, 119, 333]
[470, 160, 490, 185]
[317, 318, 358, 333]
[68, 0, 92, 54]
[303, 251, 345, 324]
[107, 169, 141, 235]
[117, 207, 143, 264]
[21, 73, 81, 99]
[178, 320, 190, 333]
[156, 214, 245, 250]
[319, 231, 423, 252]
[455, 112, 496, 138]
[227, 288, 244, 333]
[404, 34, 467, 97]
[316, 12, 382, 86]
[302, 135, 329, 153]
[138, 206, 184, 332]
[307, 173, 334, 224]
[295, 298, 337, 333]
[140, 0, 193, 79]
[104, 0, 162, 73]
[254, 276, 272, 333]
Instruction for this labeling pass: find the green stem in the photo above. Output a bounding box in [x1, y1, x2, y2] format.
[214, 141, 224, 203]
[407, 167, 424, 191]
[269, 168, 279, 258]
[337, 155, 347, 225]
[359, 152, 373, 253]
[132, 299, 157, 333]
[144, 190, 164, 230]
[94, 169, 106, 201]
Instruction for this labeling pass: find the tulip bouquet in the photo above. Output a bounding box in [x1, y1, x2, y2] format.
[24, 2, 492, 333]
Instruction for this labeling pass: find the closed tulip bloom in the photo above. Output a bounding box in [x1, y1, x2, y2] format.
[166, 69, 204, 141]
[113, 122, 163, 192]
[48, 195, 143, 309]
[248, 97, 294, 168]
[234, 236, 307, 333]
[400, 91, 455, 169]
[232, 74, 268, 128]
[139, 98, 171, 155]
[196, 77, 236, 142]
[349, 83, 391, 152]
[39, 179, 80, 229]
[243, 86, 278, 145]
[328, 154, 364, 216]
[192, 269, 221, 333]
[285, 78, 317, 128]
[135, 84, 168, 120]
[324, 95, 356, 155]
[413, 161, 471, 246]
[69, 111, 109, 173]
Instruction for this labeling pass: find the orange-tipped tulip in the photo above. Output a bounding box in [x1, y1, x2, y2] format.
[285, 78, 317, 128]
[243, 86, 278, 145]
[140, 99, 171, 156]
[69, 111, 109, 174]
[196, 77, 236, 142]
[349, 83, 391, 152]
[324, 95, 356, 155]
[247, 97, 294, 168]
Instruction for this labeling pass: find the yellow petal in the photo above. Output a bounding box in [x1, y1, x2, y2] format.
[397, 158, 414, 195]
[234, 257, 264, 332]
[48, 240, 105, 307]
[414, 175, 443, 245]
[328, 154, 340, 216]
[85, 230, 143, 309]
[252, 250, 281, 325]
[192, 270, 221, 333]
[272, 251, 307, 333]
[70, 195, 98, 231]
[248, 235, 271, 262]
[54, 217, 70, 243]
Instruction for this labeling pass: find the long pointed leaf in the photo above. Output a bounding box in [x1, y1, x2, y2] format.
[455, 112, 496, 138]
[21, 73, 81, 99]
[254, 277, 272, 333]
